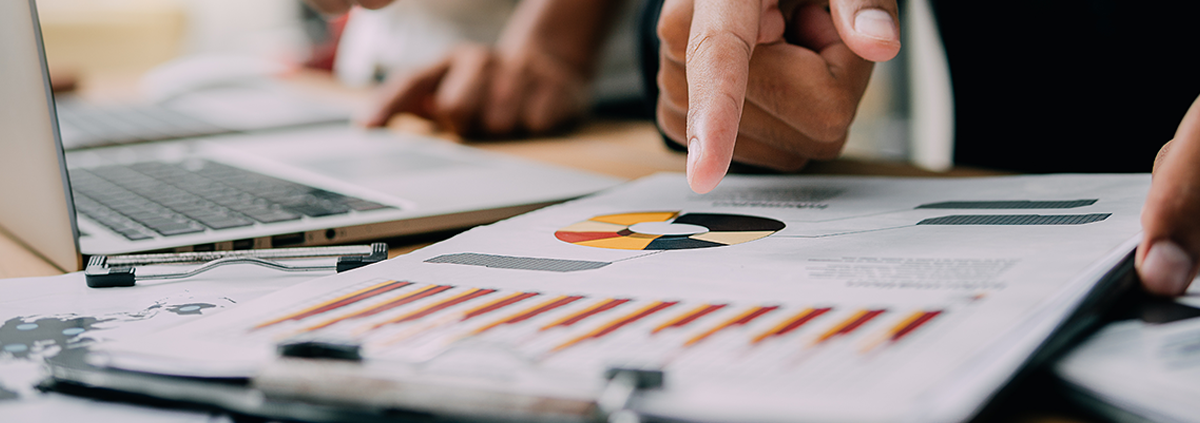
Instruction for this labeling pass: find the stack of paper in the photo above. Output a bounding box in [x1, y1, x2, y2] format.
[93, 173, 1149, 422]
[0, 263, 325, 422]
[1056, 283, 1200, 423]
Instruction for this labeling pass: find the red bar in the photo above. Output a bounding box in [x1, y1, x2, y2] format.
[543, 299, 631, 329]
[462, 292, 539, 321]
[776, 307, 832, 337]
[389, 289, 496, 324]
[505, 296, 584, 325]
[652, 304, 726, 334]
[305, 285, 452, 331]
[591, 302, 677, 339]
[732, 306, 779, 326]
[891, 311, 941, 341]
[835, 309, 886, 336]
[254, 281, 412, 329]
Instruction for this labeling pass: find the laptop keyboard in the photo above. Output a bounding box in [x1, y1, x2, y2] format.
[56, 100, 234, 150]
[70, 161, 392, 240]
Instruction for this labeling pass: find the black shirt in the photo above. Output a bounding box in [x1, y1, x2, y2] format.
[931, 0, 1200, 173]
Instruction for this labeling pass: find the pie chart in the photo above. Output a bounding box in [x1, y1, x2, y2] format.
[555, 211, 785, 250]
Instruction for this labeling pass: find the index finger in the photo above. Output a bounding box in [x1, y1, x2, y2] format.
[683, 0, 764, 194]
[304, 0, 395, 16]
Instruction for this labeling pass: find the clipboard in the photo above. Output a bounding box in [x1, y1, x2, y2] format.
[85, 243, 389, 288]
[36, 173, 1155, 423]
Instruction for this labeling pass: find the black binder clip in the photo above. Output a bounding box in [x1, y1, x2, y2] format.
[599, 367, 664, 423]
[85, 243, 388, 288]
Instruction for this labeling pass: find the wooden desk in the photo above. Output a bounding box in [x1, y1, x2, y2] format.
[0, 115, 1004, 278]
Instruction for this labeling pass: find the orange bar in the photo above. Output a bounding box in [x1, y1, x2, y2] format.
[461, 292, 539, 321]
[651, 304, 726, 334]
[551, 301, 677, 352]
[890, 310, 942, 341]
[539, 298, 630, 331]
[684, 306, 778, 347]
[814, 309, 886, 344]
[470, 295, 583, 335]
[750, 307, 831, 344]
[253, 280, 412, 329]
[366, 288, 496, 330]
[303, 284, 452, 332]
[860, 310, 940, 353]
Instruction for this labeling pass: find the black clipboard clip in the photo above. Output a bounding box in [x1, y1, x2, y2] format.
[85, 243, 388, 288]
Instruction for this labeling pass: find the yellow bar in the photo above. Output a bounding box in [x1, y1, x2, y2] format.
[539, 298, 616, 331]
[684, 306, 763, 347]
[751, 308, 814, 344]
[887, 310, 928, 337]
[370, 288, 487, 328]
[460, 291, 530, 318]
[253, 280, 400, 329]
[551, 301, 669, 352]
[470, 295, 573, 335]
[814, 309, 870, 344]
[302, 284, 443, 332]
[651, 303, 717, 334]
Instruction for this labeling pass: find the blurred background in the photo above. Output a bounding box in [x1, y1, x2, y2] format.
[35, 0, 915, 164]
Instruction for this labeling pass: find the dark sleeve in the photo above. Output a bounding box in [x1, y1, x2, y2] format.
[931, 0, 1200, 173]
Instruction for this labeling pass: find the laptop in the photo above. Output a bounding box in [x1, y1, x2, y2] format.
[55, 70, 354, 151]
[0, 0, 620, 272]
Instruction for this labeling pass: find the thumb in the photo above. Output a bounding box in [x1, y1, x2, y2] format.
[685, 0, 765, 193]
[828, 0, 901, 62]
[1137, 95, 1200, 296]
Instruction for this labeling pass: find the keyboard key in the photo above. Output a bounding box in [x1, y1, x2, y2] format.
[70, 160, 393, 239]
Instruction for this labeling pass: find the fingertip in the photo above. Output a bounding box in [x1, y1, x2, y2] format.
[354, 0, 395, 10]
[1139, 239, 1195, 296]
[831, 4, 901, 62]
[685, 135, 728, 194]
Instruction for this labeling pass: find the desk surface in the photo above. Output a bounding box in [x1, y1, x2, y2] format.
[0, 116, 1002, 280]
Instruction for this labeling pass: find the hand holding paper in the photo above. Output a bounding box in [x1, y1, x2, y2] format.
[1138, 94, 1200, 296]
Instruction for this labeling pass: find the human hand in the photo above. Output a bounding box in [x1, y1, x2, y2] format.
[304, 0, 394, 15]
[1136, 95, 1200, 296]
[657, 0, 900, 193]
[358, 42, 590, 137]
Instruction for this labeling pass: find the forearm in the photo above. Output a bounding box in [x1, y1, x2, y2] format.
[497, 0, 626, 77]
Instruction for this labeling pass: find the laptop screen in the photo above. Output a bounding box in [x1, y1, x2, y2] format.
[0, 0, 82, 272]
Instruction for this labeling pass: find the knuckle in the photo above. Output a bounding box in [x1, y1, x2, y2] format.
[656, 102, 686, 145]
[523, 108, 559, 134]
[656, 1, 691, 62]
[687, 31, 752, 65]
[808, 97, 857, 142]
[808, 141, 844, 160]
[436, 100, 472, 130]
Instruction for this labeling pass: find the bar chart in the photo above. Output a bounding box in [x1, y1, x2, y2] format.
[238, 278, 963, 377]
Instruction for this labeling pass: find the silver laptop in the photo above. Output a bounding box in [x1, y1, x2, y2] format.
[0, 0, 620, 272]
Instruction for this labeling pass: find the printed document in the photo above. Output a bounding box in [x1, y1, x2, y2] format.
[97, 173, 1149, 423]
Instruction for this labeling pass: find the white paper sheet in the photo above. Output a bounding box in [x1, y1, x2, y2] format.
[1055, 282, 1200, 423]
[0, 264, 326, 422]
[98, 173, 1150, 423]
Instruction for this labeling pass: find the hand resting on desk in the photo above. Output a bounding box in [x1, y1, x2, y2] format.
[350, 0, 620, 138]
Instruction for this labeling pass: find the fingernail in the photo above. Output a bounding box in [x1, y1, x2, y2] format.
[686, 136, 704, 189]
[1142, 240, 1193, 296]
[853, 8, 898, 42]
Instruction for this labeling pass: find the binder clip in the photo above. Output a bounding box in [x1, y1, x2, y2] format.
[599, 367, 664, 423]
[85, 242, 388, 288]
